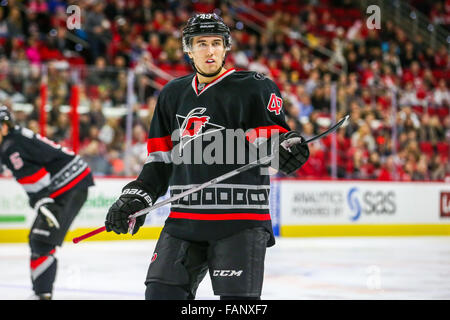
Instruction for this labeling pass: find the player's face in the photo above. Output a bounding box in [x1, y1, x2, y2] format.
[189, 36, 226, 76]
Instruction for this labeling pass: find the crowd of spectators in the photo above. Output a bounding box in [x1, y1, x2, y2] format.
[411, 0, 450, 31]
[0, 0, 448, 181]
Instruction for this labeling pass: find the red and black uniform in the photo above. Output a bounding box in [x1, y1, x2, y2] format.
[136, 70, 291, 299]
[106, 12, 308, 300]
[0, 126, 93, 207]
[139, 69, 289, 247]
[0, 125, 94, 297]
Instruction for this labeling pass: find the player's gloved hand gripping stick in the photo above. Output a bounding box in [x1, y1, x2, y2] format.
[72, 115, 349, 243]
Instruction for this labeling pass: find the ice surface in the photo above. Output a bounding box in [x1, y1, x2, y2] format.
[0, 236, 449, 300]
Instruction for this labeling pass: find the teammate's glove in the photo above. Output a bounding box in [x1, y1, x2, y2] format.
[105, 180, 154, 235]
[33, 198, 60, 229]
[277, 131, 310, 175]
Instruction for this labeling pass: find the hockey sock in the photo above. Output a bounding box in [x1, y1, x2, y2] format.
[30, 249, 57, 295]
[220, 296, 260, 300]
[145, 282, 190, 300]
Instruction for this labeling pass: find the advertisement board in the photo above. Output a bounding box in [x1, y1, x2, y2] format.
[280, 180, 450, 236]
[0, 178, 449, 242]
[0, 178, 169, 242]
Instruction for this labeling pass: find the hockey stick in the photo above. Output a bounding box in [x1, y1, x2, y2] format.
[72, 115, 349, 243]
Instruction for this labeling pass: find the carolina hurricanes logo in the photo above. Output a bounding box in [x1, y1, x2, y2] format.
[176, 107, 224, 155]
[182, 116, 210, 137]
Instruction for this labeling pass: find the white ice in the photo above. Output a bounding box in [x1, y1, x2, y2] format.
[0, 236, 449, 300]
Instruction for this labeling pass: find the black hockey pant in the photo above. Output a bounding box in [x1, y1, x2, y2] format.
[145, 227, 270, 300]
[29, 187, 88, 295]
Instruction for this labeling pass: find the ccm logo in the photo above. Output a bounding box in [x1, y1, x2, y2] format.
[212, 270, 243, 277]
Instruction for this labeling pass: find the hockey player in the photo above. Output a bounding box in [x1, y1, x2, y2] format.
[0, 106, 94, 299]
[105, 13, 309, 300]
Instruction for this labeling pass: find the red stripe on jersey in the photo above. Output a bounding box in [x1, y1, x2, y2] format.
[193, 68, 236, 95]
[30, 249, 56, 269]
[200, 68, 235, 92]
[245, 125, 289, 143]
[17, 167, 49, 184]
[49, 167, 91, 198]
[169, 211, 271, 221]
[147, 136, 173, 154]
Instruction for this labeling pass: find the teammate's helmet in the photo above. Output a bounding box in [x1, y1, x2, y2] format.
[0, 105, 14, 128]
[182, 13, 232, 53]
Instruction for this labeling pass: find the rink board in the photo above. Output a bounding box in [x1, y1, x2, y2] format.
[0, 178, 449, 242]
[279, 180, 450, 236]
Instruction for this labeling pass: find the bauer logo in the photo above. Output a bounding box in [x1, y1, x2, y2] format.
[440, 192, 450, 218]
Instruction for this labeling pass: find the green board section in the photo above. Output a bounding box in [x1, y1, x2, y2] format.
[0, 215, 26, 223]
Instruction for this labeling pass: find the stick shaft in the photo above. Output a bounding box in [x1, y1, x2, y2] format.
[72, 226, 106, 243]
[130, 114, 348, 220]
[303, 114, 349, 144]
[129, 154, 274, 220]
[73, 115, 349, 243]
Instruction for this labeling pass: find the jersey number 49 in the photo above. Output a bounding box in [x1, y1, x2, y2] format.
[266, 93, 283, 115]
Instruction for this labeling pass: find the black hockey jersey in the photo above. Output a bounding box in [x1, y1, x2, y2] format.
[0, 126, 94, 207]
[138, 69, 290, 246]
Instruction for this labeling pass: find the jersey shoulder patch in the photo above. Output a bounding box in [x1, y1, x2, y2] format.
[253, 72, 266, 80]
[232, 71, 272, 90]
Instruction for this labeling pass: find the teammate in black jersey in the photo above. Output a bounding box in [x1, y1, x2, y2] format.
[105, 13, 309, 300]
[0, 106, 94, 299]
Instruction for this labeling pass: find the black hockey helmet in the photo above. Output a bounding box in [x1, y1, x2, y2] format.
[182, 13, 232, 53]
[0, 105, 14, 128]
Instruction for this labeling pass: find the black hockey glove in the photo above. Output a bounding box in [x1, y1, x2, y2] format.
[105, 180, 154, 235]
[277, 131, 310, 175]
[33, 198, 60, 229]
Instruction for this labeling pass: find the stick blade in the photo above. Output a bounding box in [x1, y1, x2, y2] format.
[342, 114, 350, 127]
[304, 114, 350, 144]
